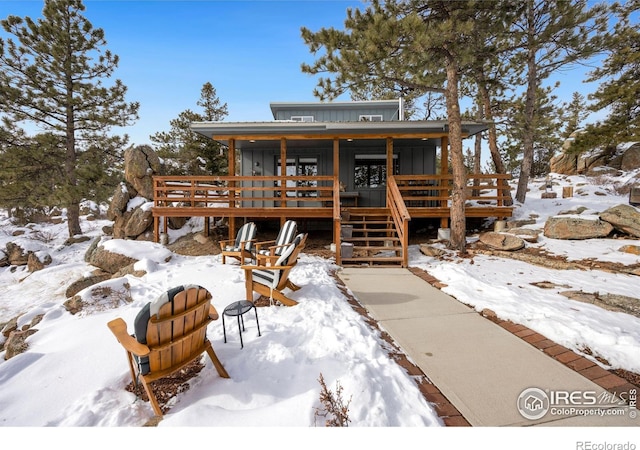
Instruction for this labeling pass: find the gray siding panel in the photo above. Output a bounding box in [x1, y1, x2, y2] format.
[275, 105, 400, 122]
[241, 140, 436, 208]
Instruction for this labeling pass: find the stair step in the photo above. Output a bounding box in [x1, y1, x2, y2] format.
[350, 231, 397, 236]
[343, 220, 393, 225]
[351, 245, 402, 250]
[343, 236, 400, 242]
[341, 256, 404, 264]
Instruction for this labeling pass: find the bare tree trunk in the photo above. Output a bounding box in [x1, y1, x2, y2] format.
[479, 84, 513, 206]
[515, 0, 537, 204]
[65, 70, 82, 238]
[444, 57, 467, 254]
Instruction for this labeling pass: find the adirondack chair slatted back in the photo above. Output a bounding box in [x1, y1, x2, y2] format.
[235, 222, 257, 251]
[272, 220, 297, 256]
[146, 287, 212, 375]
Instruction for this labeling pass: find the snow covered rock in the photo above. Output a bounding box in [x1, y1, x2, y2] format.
[85, 238, 138, 274]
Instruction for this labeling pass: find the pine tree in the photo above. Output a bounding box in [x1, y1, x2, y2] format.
[151, 82, 228, 175]
[507, 0, 608, 203]
[0, 0, 139, 237]
[501, 86, 565, 176]
[561, 91, 589, 140]
[574, 0, 640, 151]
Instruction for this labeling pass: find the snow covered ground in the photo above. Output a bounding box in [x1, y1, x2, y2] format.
[1, 171, 639, 447]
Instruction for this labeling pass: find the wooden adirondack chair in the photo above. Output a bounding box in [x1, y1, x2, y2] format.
[219, 222, 257, 264]
[242, 233, 307, 307]
[254, 219, 297, 264]
[107, 285, 229, 417]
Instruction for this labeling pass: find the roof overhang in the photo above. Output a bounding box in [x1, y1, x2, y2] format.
[191, 120, 489, 147]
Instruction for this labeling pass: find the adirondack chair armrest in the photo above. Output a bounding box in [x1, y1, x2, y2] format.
[241, 264, 294, 272]
[209, 304, 220, 321]
[107, 318, 150, 357]
[218, 238, 234, 248]
[256, 253, 281, 265]
[268, 243, 290, 253]
[254, 239, 276, 252]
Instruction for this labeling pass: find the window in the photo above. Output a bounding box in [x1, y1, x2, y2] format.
[354, 154, 398, 188]
[359, 115, 383, 122]
[276, 157, 318, 196]
[290, 115, 315, 122]
[297, 157, 318, 197]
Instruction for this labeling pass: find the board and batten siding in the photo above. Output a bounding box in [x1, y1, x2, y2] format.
[273, 106, 400, 122]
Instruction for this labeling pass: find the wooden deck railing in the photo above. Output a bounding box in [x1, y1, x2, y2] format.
[393, 173, 513, 212]
[151, 173, 513, 245]
[152, 175, 341, 240]
[154, 175, 340, 213]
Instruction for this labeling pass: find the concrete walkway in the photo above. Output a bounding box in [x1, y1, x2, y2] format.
[337, 267, 639, 427]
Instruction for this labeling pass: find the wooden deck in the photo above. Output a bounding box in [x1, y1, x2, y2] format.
[152, 174, 513, 267]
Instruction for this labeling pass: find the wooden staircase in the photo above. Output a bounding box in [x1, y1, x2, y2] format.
[340, 208, 404, 267]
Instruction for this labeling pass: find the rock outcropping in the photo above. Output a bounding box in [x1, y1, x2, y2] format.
[550, 138, 640, 176]
[106, 145, 162, 241]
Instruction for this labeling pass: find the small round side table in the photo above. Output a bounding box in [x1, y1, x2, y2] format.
[222, 300, 261, 349]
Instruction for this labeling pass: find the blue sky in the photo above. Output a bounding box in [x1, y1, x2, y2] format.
[0, 0, 364, 145]
[1, 0, 609, 149]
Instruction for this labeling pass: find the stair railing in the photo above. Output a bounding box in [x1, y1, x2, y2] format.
[386, 176, 411, 267]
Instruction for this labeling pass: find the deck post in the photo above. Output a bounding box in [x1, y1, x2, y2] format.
[228, 138, 237, 241]
[280, 137, 287, 206]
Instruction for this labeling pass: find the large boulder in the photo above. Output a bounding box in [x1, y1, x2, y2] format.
[124, 145, 161, 200]
[599, 204, 640, 237]
[543, 216, 614, 240]
[106, 146, 161, 241]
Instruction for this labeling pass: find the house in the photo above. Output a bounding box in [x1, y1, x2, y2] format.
[152, 99, 513, 267]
